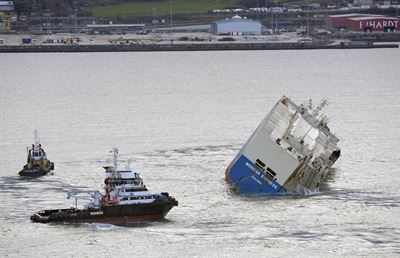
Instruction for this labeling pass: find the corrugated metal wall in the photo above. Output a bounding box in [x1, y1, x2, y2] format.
[214, 21, 261, 35]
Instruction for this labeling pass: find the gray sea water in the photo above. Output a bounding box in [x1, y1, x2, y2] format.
[0, 49, 399, 257]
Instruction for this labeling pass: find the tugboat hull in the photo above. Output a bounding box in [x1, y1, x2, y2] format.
[19, 162, 54, 177]
[19, 167, 49, 177]
[31, 198, 178, 224]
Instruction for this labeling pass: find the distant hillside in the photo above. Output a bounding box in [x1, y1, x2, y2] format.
[13, 0, 352, 16]
[89, 0, 244, 17]
[88, 0, 351, 17]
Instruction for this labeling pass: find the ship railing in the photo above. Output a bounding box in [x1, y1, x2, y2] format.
[119, 199, 154, 205]
[280, 134, 311, 160]
[113, 184, 141, 189]
[118, 191, 150, 196]
[67, 191, 102, 209]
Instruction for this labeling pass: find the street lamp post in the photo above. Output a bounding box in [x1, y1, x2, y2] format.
[169, 1, 173, 33]
[45, 9, 50, 40]
[152, 8, 157, 32]
[256, 0, 259, 20]
[272, 0, 278, 33]
[271, 8, 275, 34]
[306, 0, 309, 37]
[74, 1, 78, 36]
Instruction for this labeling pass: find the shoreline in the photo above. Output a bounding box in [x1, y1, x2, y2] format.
[1, 42, 398, 53]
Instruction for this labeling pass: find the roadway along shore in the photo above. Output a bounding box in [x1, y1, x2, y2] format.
[0, 32, 398, 52]
[0, 41, 398, 52]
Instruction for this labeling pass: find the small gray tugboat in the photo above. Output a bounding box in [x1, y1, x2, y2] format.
[31, 148, 178, 224]
[19, 130, 54, 177]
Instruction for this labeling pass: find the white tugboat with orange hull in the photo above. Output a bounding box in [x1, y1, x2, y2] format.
[31, 148, 178, 224]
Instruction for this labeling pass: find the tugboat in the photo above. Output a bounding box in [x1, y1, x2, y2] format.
[19, 130, 54, 177]
[31, 148, 178, 224]
[226, 96, 341, 195]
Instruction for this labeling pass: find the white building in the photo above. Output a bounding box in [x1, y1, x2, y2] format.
[354, 0, 372, 7]
[211, 16, 262, 35]
[0, 1, 14, 12]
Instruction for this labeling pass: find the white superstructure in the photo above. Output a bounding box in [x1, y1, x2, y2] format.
[101, 148, 158, 205]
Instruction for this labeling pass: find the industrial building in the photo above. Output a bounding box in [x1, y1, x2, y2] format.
[87, 24, 145, 34]
[0, 1, 13, 33]
[0, 1, 13, 11]
[211, 16, 262, 35]
[328, 13, 400, 32]
[353, 0, 372, 7]
[328, 13, 382, 29]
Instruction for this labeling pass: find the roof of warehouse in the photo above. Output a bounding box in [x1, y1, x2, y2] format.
[87, 24, 145, 28]
[0, 1, 14, 6]
[212, 18, 261, 25]
[329, 13, 382, 18]
[349, 16, 399, 21]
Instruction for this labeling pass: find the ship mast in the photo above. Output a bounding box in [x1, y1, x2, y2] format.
[300, 99, 329, 143]
[312, 99, 328, 117]
[283, 108, 299, 140]
[308, 99, 313, 110]
[111, 147, 119, 178]
[126, 158, 132, 171]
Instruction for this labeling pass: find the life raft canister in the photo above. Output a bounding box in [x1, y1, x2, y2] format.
[107, 200, 118, 205]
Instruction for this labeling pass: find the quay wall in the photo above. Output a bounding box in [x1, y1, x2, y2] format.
[0, 42, 398, 53]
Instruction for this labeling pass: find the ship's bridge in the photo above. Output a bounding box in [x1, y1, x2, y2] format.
[118, 170, 136, 179]
[104, 169, 140, 180]
[31, 145, 46, 161]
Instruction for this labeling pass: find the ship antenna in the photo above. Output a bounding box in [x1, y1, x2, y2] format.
[308, 99, 313, 110]
[33, 129, 39, 145]
[312, 99, 328, 116]
[126, 158, 132, 171]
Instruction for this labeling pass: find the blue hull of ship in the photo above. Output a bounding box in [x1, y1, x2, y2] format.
[226, 155, 285, 194]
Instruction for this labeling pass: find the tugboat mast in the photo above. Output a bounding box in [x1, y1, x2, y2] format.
[33, 129, 39, 145]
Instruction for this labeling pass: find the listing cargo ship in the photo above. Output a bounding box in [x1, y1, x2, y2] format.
[19, 130, 54, 177]
[31, 148, 178, 224]
[226, 96, 341, 195]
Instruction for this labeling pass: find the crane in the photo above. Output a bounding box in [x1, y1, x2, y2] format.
[0, 12, 11, 33]
[67, 190, 102, 209]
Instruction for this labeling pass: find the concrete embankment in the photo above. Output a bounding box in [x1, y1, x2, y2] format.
[0, 42, 398, 53]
